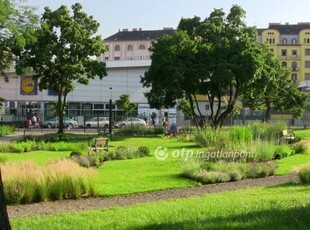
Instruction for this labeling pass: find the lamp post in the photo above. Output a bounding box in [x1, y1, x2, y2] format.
[109, 87, 112, 139]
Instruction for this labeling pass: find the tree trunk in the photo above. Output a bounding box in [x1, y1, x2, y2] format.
[0, 169, 11, 230]
[265, 103, 271, 122]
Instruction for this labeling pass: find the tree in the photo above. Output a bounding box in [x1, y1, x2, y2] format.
[242, 45, 308, 121]
[141, 5, 262, 128]
[0, 0, 37, 77]
[115, 94, 136, 118]
[15, 3, 107, 133]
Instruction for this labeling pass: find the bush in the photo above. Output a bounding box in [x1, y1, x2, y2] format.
[297, 163, 310, 184]
[191, 170, 230, 184]
[179, 126, 196, 134]
[137, 146, 150, 157]
[245, 162, 277, 179]
[293, 142, 308, 154]
[0, 125, 15, 136]
[1, 160, 97, 204]
[274, 145, 294, 159]
[115, 125, 153, 136]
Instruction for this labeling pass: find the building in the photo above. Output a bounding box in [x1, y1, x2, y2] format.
[0, 28, 176, 124]
[257, 22, 310, 83]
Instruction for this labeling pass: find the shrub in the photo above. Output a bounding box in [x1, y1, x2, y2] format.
[228, 171, 243, 181]
[250, 121, 287, 142]
[1, 160, 97, 204]
[137, 146, 150, 157]
[182, 159, 202, 177]
[274, 145, 294, 159]
[0, 125, 15, 136]
[191, 170, 230, 184]
[252, 140, 277, 162]
[179, 126, 196, 134]
[115, 125, 153, 136]
[245, 162, 277, 179]
[70, 151, 84, 157]
[297, 163, 310, 184]
[293, 142, 308, 154]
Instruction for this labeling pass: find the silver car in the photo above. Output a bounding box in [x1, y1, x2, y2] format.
[115, 117, 146, 128]
[42, 117, 78, 129]
[84, 117, 109, 128]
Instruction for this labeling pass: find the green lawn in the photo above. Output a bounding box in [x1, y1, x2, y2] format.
[276, 153, 310, 175]
[11, 184, 310, 230]
[0, 151, 70, 165]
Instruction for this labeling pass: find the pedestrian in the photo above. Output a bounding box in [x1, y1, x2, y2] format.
[23, 118, 30, 136]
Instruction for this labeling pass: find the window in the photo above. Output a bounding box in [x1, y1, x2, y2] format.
[282, 61, 287, 67]
[104, 57, 109, 61]
[114, 45, 120, 51]
[114, 57, 120, 60]
[127, 44, 133, 51]
[304, 38, 310, 44]
[292, 38, 297, 44]
[94, 104, 104, 110]
[292, 50, 297, 57]
[292, 62, 297, 70]
[281, 49, 287, 56]
[139, 44, 145, 50]
[105, 45, 109, 51]
[305, 73, 310, 80]
[305, 61, 310, 68]
[291, 74, 297, 81]
[305, 49, 310, 56]
[282, 38, 287, 44]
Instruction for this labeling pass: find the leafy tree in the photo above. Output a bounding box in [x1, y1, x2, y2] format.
[242, 45, 308, 121]
[15, 3, 107, 133]
[177, 98, 195, 120]
[115, 94, 136, 118]
[0, 0, 37, 77]
[141, 5, 262, 128]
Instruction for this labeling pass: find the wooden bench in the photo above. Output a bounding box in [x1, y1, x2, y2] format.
[87, 138, 109, 155]
[281, 130, 295, 144]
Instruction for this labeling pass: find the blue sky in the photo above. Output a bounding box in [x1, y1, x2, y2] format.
[26, 0, 310, 38]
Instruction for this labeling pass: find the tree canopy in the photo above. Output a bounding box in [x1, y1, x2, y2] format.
[0, 0, 37, 76]
[115, 94, 136, 118]
[242, 45, 308, 121]
[15, 3, 107, 133]
[141, 5, 263, 128]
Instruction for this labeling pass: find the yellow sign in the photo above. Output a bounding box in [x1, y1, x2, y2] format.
[21, 76, 37, 95]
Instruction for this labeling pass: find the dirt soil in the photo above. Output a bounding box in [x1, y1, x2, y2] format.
[8, 174, 299, 218]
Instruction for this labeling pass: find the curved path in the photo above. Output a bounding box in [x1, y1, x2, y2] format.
[8, 174, 299, 218]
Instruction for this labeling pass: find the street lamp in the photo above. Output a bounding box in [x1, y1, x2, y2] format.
[109, 87, 112, 139]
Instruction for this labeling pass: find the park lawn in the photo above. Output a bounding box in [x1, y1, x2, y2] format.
[0, 151, 70, 165]
[11, 184, 310, 230]
[96, 137, 202, 196]
[276, 153, 310, 175]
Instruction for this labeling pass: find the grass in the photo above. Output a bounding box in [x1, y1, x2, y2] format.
[276, 153, 310, 175]
[11, 184, 310, 230]
[0, 151, 70, 165]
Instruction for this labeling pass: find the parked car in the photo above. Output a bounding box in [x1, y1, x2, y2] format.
[42, 117, 78, 129]
[115, 117, 146, 128]
[84, 117, 109, 128]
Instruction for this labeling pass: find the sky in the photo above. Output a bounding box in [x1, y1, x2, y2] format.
[25, 0, 310, 39]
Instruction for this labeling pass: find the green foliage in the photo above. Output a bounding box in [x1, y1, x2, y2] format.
[0, 155, 7, 163]
[183, 160, 277, 184]
[2, 160, 97, 204]
[177, 99, 194, 119]
[249, 121, 286, 141]
[15, 3, 107, 133]
[242, 45, 307, 121]
[115, 125, 164, 136]
[115, 94, 136, 118]
[0, 125, 15, 136]
[137, 146, 150, 157]
[298, 163, 310, 184]
[142, 5, 263, 128]
[292, 142, 308, 154]
[178, 125, 196, 134]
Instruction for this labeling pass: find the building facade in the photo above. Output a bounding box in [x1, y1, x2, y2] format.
[257, 22, 310, 83]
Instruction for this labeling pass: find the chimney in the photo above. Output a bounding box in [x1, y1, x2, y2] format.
[139, 28, 142, 31]
[123, 28, 129, 32]
[133, 28, 137, 31]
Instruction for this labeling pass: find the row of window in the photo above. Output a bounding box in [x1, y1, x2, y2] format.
[281, 48, 310, 56]
[104, 56, 150, 61]
[106, 44, 147, 52]
[282, 61, 310, 69]
[266, 37, 310, 45]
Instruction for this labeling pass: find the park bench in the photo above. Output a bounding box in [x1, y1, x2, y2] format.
[87, 137, 109, 155]
[281, 130, 295, 144]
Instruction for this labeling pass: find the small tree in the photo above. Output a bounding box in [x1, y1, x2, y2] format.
[115, 94, 136, 118]
[15, 3, 107, 133]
